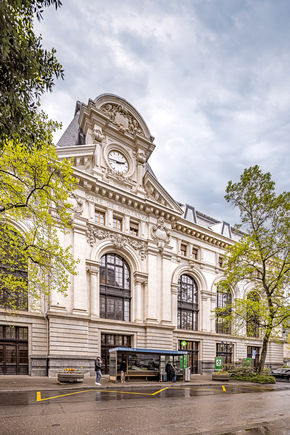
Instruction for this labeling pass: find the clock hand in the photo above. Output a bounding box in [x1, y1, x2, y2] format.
[109, 158, 125, 164]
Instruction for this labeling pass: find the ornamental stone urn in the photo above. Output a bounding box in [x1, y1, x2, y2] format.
[212, 372, 230, 381]
[57, 371, 84, 383]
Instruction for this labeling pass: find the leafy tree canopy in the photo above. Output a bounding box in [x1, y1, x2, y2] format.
[0, 0, 63, 146]
[0, 130, 78, 310]
[217, 165, 290, 373]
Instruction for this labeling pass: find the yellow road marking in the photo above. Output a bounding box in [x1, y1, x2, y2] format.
[151, 387, 168, 395]
[36, 387, 167, 402]
[222, 385, 226, 392]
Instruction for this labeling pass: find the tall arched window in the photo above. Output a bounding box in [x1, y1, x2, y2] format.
[177, 274, 198, 330]
[216, 290, 232, 334]
[0, 226, 28, 310]
[100, 254, 131, 321]
[246, 291, 259, 337]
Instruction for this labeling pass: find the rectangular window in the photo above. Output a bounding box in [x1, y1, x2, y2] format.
[181, 243, 187, 256]
[113, 216, 122, 231]
[129, 221, 139, 237]
[95, 209, 105, 225]
[216, 343, 233, 364]
[192, 247, 198, 260]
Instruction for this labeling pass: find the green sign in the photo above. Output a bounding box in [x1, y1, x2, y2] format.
[215, 356, 223, 370]
[181, 340, 187, 348]
[180, 355, 187, 369]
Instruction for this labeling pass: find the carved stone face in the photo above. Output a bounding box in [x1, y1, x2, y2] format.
[108, 150, 129, 174]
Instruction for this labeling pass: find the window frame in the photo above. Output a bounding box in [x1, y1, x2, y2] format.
[100, 254, 131, 322]
[177, 274, 198, 331]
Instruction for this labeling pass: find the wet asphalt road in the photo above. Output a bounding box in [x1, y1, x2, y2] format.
[0, 383, 290, 434]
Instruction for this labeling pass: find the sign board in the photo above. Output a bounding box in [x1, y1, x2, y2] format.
[180, 355, 188, 369]
[181, 340, 187, 348]
[215, 356, 223, 370]
[252, 350, 257, 359]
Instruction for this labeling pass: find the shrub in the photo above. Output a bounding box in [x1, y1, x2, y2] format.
[251, 375, 276, 384]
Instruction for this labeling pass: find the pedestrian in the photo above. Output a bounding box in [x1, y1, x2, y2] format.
[165, 361, 175, 382]
[95, 356, 102, 386]
[120, 359, 127, 383]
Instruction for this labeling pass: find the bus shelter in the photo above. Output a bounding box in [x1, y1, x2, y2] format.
[109, 347, 188, 382]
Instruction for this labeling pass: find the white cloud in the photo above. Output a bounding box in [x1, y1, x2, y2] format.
[36, 0, 290, 224]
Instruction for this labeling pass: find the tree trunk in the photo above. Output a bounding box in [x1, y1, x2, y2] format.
[257, 332, 270, 374]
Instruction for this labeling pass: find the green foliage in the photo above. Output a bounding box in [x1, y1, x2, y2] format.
[217, 166, 290, 373]
[0, 0, 63, 146]
[251, 375, 276, 384]
[227, 366, 275, 383]
[0, 137, 78, 310]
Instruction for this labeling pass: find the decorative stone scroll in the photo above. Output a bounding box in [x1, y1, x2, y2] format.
[151, 217, 171, 252]
[86, 225, 147, 260]
[101, 103, 145, 137]
[70, 193, 84, 215]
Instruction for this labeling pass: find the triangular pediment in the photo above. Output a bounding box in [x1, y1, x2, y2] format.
[143, 171, 183, 215]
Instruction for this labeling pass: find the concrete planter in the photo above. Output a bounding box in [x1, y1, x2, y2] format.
[212, 373, 230, 381]
[57, 372, 84, 383]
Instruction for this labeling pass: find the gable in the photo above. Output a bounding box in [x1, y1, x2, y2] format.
[143, 171, 183, 215]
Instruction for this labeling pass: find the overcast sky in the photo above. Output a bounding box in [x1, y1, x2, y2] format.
[36, 0, 290, 224]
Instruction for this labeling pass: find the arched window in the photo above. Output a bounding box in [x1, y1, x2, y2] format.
[216, 290, 232, 334]
[0, 226, 28, 311]
[177, 274, 198, 330]
[246, 291, 259, 337]
[100, 254, 131, 321]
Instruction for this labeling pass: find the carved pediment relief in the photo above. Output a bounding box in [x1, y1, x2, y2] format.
[101, 103, 145, 138]
[144, 173, 183, 215]
[87, 225, 147, 260]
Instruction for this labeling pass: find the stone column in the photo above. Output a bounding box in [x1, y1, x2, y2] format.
[133, 272, 148, 323]
[171, 283, 178, 327]
[86, 261, 100, 318]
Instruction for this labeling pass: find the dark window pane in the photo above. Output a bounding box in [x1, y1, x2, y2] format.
[6, 345, 16, 363]
[6, 327, 16, 340]
[100, 254, 131, 321]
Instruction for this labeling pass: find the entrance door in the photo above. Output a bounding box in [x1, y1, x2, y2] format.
[179, 340, 199, 374]
[101, 334, 131, 374]
[0, 326, 28, 375]
[247, 346, 260, 370]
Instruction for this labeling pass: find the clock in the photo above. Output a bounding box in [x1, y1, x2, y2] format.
[108, 150, 129, 174]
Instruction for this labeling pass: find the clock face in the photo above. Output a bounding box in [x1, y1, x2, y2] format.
[108, 150, 128, 174]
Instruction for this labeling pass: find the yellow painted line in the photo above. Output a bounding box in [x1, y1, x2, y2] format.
[222, 385, 226, 392]
[151, 387, 168, 395]
[36, 388, 154, 402]
[37, 389, 93, 401]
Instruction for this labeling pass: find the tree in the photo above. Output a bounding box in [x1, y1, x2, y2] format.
[217, 165, 290, 374]
[0, 133, 78, 310]
[0, 0, 63, 146]
[0, 1, 79, 310]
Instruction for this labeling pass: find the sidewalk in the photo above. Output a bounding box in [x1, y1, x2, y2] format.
[0, 374, 230, 392]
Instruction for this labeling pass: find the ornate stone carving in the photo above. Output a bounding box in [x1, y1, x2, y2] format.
[86, 225, 147, 260]
[93, 124, 105, 143]
[151, 217, 171, 251]
[101, 103, 145, 137]
[70, 193, 84, 215]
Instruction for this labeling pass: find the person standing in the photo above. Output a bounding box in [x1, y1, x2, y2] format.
[120, 359, 127, 384]
[95, 356, 102, 386]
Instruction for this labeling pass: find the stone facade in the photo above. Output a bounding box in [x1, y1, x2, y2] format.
[0, 94, 284, 376]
